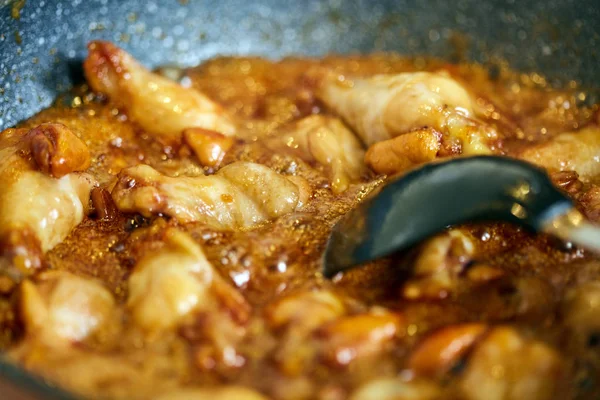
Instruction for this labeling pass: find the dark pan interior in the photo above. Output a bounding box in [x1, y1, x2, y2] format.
[1, 0, 599, 131]
[0, 0, 599, 398]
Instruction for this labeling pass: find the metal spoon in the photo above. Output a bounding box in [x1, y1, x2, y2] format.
[323, 156, 600, 278]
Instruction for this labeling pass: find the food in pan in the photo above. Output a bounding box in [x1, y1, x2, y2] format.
[1, 40, 599, 399]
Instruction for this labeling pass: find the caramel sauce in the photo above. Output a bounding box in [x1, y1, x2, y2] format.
[1, 54, 599, 400]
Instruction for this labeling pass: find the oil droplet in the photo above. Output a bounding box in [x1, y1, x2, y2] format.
[331, 272, 343, 283]
[276, 260, 287, 273]
[428, 29, 440, 42]
[230, 270, 250, 287]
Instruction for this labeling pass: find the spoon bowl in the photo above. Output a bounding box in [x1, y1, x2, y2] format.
[323, 156, 600, 277]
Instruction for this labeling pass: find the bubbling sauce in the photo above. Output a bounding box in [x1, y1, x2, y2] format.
[0, 45, 599, 400]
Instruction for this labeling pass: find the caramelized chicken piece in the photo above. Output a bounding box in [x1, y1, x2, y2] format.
[9, 349, 142, 399]
[317, 71, 496, 174]
[0, 124, 95, 280]
[155, 387, 268, 400]
[112, 162, 308, 229]
[349, 378, 441, 400]
[402, 230, 475, 300]
[26, 123, 91, 178]
[465, 264, 505, 283]
[183, 128, 234, 168]
[460, 327, 562, 400]
[273, 115, 366, 193]
[266, 290, 346, 333]
[217, 162, 309, 214]
[0, 172, 95, 253]
[316, 310, 403, 367]
[128, 228, 249, 332]
[9, 341, 190, 400]
[365, 128, 441, 175]
[268, 300, 401, 375]
[318, 71, 486, 143]
[0, 123, 91, 182]
[579, 185, 600, 222]
[84, 41, 235, 142]
[408, 323, 488, 377]
[550, 170, 584, 195]
[265, 290, 347, 376]
[130, 229, 249, 371]
[441, 111, 495, 155]
[517, 126, 600, 180]
[19, 271, 116, 344]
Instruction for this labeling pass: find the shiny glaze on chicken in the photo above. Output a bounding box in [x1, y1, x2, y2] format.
[1, 41, 600, 400]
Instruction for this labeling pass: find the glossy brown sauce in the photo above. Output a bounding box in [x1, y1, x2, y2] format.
[1, 54, 600, 400]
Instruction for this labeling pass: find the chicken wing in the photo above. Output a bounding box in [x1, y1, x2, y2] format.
[317, 71, 496, 174]
[365, 128, 441, 175]
[316, 311, 403, 367]
[265, 290, 347, 375]
[111, 162, 309, 229]
[460, 327, 562, 400]
[317, 71, 477, 144]
[402, 230, 475, 300]
[408, 323, 488, 378]
[271, 115, 366, 193]
[517, 126, 600, 180]
[19, 271, 117, 345]
[84, 41, 235, 142]
[0, 124, 95, 281]
[183, 128, 235, 168]
[128, 228, 249, 332]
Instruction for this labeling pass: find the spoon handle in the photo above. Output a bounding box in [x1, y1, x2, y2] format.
[543, 208, 600, 252]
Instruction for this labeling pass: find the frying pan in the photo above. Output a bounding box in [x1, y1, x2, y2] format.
[0, 0, 599, 398]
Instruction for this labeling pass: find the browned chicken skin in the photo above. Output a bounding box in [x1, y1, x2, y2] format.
[0, 123, 94, 282]
[84, 41, 236, 143]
